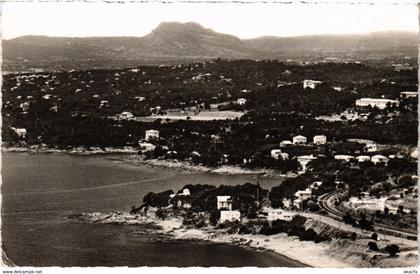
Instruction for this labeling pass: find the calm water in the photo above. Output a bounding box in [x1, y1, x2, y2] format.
[2, 152, 303, 267]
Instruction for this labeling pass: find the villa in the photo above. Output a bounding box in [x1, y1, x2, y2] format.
[355, 98, 399, 109]
[217, 196, 233, 211]
[220, 210, 241, 223]
[303, 79, 322, 89]
[334, 155, 355, 162]
[313, 135, 327, 145]
[371, 155, 389, 165]
[293, 135, 307, 145]
[145, 129, 160, 140]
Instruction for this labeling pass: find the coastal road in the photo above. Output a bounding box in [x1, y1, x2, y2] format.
[317, 191, 418, 240]
[296, 211, 418, 248]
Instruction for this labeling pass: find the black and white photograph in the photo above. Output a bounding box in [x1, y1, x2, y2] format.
[0, 0, 418, 269]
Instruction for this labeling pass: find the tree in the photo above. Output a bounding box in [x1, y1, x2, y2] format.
[155, 208, 166, 220]
[385, 244, 400, 256]
[371, 233, 378, 241]
[368, 241, 379, 251]
[209, 209, 220, 226]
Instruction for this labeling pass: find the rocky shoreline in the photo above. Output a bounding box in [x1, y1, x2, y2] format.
[2, 145, 296, 178]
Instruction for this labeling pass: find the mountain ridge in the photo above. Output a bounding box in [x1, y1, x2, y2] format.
[3, 22, 418, 67]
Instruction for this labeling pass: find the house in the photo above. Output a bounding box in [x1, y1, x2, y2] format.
[303, 79, 322, 89]
[145, 129, 159, 141]
[297, 155, 317, 171]
[217, 196, 233, 210]
[400, 91, 418, 99]
[313, 135, 327, 145]
[237, 98, 247, 105]
[334, 155, 355, 162]
[267, 209, 295, 221]
[355, 98, 400, 109]
[310, 181, 322, 189]
[371, 155, 389, 165]
[20, 102, 30, 112]
[49, 106, 58, 113]
[295, 188, 312, 201]
[356, 155, 371, 162]
[292, 135, 307, 145]
[364, 143, 377, 153]
[270, 149, 289, 160]
[220, 210, 241, 223]
[348, 197, 386, 211]
[282, 198, 292, 209]
[332, 86, 344, 92]
[280, 140, 293, 147]
[393, 64, 413, 72]
[209, 104, 219, 111]
[293, 199, 304, 210]
[42, 94, 54, 100]
[138, 142, 156, 152]
[119, 112, 134, 120]
[182, 189, 191, 196]
[12, 128, 27, 139]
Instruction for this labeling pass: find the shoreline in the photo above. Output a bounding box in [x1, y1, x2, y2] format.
[73, 210, 418, 268]
[2, 145, 296, 178]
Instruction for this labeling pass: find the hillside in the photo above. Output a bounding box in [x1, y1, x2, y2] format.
[2, 22, 418, 71]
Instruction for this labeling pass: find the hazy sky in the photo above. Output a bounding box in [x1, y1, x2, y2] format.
[1, 1, 418, 39]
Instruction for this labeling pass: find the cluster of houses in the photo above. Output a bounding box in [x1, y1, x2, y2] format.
[355, 98, 400, 109]
[279, 134, 327, 147]
[303, 79, 323, 89]
[138, 130, 160, 152]
[271, 135, 327, 172]
[334, 154, 390, 165]
[281, 181, 322, 210]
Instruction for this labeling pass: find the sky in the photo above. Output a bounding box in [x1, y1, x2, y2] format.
[1, 1, 418, 39]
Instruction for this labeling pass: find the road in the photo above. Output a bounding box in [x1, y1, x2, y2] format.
[317, 191, 418, 240]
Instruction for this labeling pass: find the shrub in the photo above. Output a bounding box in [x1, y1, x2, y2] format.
[385, 244, 400, 256]
[368, 241, 379, 251]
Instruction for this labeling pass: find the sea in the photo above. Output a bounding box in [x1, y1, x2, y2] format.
[1, 152, 304, 267]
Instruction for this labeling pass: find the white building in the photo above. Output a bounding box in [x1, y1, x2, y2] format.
[145, 129, 159, 140]
[293, 135, 307, 145]
[217, 196, 233, 211]
[313, 135, 327, 145]
[138, 142, 156, 152]
[237, 98, 247, 105]
[180, 188, 191, 196]
[334, 155, 355, 162]
[310, 181, 323, 189]
[355, 98, 400, 109]
[282, 198, 292, 209]
[364, 143, 377, 152]
[348, 197, 386, 211]
[119, 112, 134, 120]
[270, 149, 289, 160]
[356, 155, 371, 162]
[267, 209, 295, 221]
[13, 128, 27, 139]
[280, 140, 293, 147]
[303, 80, 322, 89]
[293, 199, 303, 210]
[20, 102, 30, 112]
[297, 155, 317, 171]
[400, 91, 418, 98]
[371, 155, 389, 165]
[220, 210, 241, 223]
[295, 188, 312, 201]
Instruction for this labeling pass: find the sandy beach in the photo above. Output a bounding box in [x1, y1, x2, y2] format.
[73, 209, 418, 268]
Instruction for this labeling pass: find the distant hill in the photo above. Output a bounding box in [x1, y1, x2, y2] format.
[2, 22, 418, 70]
